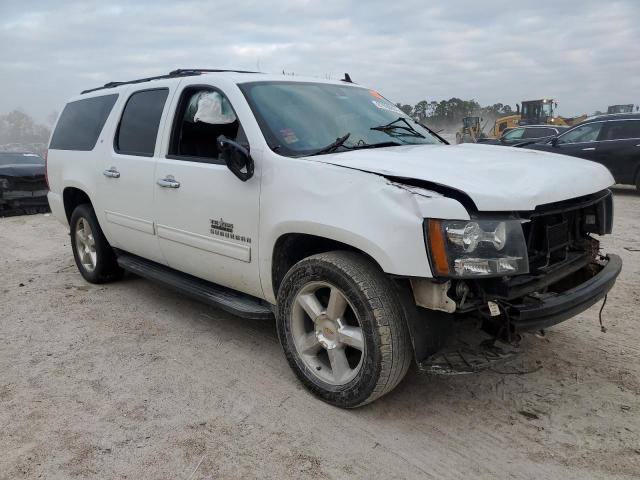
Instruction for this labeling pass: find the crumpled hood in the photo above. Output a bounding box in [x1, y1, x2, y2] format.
[309, 143, 615, 211]
[0, 163, 45, 178]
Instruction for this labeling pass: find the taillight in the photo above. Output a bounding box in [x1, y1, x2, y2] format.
[44, 150, 49, 189]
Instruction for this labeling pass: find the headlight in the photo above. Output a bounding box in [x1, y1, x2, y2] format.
[426, 219, 529, 277]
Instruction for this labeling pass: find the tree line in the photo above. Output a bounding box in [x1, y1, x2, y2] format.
[394, 98, 515, 129]
[0, 110, 54, 156]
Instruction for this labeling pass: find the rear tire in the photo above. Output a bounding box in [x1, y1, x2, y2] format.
[276, 251, 412, 408]
[635, 171, 640, 192]
[70, 204, 123, 283]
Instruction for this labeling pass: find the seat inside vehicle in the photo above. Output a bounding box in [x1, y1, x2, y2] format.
[171, 88, 240, 159]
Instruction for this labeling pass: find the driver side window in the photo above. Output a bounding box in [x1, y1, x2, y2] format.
[168, 87, 247, 163]
[557, 123, 602, 144]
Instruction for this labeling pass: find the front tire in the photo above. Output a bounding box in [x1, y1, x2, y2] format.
[70, 204, 123, 283]
[276, 251, 412, 408]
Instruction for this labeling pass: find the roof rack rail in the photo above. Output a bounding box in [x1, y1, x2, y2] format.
[81, 68, 260, 94]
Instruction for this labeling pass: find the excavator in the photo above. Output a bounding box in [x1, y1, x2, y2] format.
[486, 99, 586, 139]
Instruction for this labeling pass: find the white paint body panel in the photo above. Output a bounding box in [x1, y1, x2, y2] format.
[46, 72, 615, 305]
[309, 143, 615, 211]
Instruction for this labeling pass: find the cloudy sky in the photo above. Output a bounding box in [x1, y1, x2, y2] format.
[1, 0, 638, 122]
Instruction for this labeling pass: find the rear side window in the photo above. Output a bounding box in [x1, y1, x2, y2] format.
[523, 127, 554, 138]
[49, 94, 118, 151]
[601, 120, 640, 141]
[115, 88, 169, 156]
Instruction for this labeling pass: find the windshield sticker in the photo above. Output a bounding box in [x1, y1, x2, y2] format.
[372, 100, 403, 115]
[280, 128, 299, 144]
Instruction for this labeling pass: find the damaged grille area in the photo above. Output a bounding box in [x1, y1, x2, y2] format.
[522, 189, 613, 274]
[453, 189, 615, 313]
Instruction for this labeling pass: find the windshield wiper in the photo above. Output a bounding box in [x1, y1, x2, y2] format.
[307, 133, 351, 156]
[349, 141, 403, 150]
[370, 117, 425, 139]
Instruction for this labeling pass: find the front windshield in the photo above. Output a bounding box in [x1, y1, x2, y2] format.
[542, 102, 553, 117]
[239, 81, 442, 157]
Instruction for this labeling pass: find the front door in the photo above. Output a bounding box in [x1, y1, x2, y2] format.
[99, 86, 173, 264]
[153, 83, 263, 298]
[551, 121, 603, 162]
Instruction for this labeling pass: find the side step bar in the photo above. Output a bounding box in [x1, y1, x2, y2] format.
[116, 252, 274, 320]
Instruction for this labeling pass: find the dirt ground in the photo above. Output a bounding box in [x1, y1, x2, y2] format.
[1, 188, 639, 480]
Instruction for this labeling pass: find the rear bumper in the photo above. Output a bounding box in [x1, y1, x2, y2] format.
[509, 254, 622, 331]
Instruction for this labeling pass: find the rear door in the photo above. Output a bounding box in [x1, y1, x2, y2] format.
[552, 121, 602, 161]
[98, 85, 173, 263]
[596, 119, 640, 184]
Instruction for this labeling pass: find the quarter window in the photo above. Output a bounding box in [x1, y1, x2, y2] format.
[557, 123, 602, 144]
[115, 88, 169, 156]
[601, 120, 640, 141]
[50, 94, 118, 151]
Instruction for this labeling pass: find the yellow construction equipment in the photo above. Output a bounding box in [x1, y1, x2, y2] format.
[455, 116, 487, 144]
[487, 99, 586, 138]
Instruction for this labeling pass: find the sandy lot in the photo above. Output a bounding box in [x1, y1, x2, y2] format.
[1, 188, 639, 479]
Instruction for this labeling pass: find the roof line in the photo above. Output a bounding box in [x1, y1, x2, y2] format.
[81, 68, 261, 94]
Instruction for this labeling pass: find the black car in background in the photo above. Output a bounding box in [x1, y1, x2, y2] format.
[477, 125, 568, 146]
[519, 114, 640, 191]
[0, 152, 50, 216]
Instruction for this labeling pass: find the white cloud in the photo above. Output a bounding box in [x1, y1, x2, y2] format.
[0, 0, 638, 120]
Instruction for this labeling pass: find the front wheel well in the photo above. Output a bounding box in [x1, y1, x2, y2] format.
[63, 187, 92, 223]
[271, 233, 379, 297]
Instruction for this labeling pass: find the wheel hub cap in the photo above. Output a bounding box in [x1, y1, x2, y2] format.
[291, 281, 365, 385]
[74, 217, 97, 272]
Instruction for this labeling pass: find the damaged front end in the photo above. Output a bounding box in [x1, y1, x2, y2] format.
[413, 189, 622, 373]
[447, 189, 621, 333]
[0, 157, 50, 216]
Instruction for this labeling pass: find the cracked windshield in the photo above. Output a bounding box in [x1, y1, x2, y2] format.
[240, 81, 442, 156]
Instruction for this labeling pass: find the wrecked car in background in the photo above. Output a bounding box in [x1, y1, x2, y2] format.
[0, 152, 49, 216]
[46, 70, 621, 408]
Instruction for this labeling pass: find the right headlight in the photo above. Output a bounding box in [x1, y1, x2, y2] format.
[426, 219, 529, 278]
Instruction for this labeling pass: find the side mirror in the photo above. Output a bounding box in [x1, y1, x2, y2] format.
[217, 135, 254, 182]
[550, 136, 559, 146]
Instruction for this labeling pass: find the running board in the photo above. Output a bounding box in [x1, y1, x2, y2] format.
[116, 252, 274, 320]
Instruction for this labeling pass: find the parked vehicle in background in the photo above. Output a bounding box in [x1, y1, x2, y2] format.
[46, 69, 621, 407]
[607, 104, 636, 114]
[519, 114, 640, 191]
[0, 152, 49, 216]
[477, 125, 568, 146]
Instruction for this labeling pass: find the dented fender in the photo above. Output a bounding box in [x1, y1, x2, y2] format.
[258, 156, 469, 303]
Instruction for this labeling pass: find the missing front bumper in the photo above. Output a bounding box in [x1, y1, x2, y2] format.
[507, 254, 622, 331]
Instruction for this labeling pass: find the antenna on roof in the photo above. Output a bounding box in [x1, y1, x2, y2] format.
[341, 73, 353, 83]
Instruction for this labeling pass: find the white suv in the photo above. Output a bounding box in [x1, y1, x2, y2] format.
[46, 69, 621, 407]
